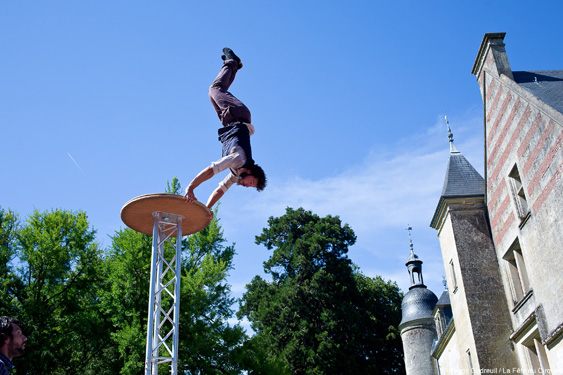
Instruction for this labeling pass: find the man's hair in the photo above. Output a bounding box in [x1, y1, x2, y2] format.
[241, 164, 267, 191]
[0, 317, 21, 347]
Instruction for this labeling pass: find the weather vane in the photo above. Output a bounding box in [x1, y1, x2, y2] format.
[406, 225, 414, 253]
[445, 111, 454, 144]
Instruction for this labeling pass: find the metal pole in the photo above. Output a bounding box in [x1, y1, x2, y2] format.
[172, 223, 182, 375]
[152, 224, 163, 375]
[145, 217, 159, 375]
[145, 211, 184, 375]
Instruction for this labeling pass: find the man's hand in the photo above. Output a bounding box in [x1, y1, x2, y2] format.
[184, 187, 197, 203]
[208, 211, 214, 221]
[184, 166, 215, 204]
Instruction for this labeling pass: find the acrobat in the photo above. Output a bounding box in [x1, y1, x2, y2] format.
[184, 48, 267, 217]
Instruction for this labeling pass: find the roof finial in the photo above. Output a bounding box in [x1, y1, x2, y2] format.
[445, 111, 458, 153]
[445, 111, 453, 143]
[406, 225, 414, 253]
[442, 276, 448, 291]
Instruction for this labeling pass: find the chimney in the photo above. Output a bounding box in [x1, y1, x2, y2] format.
[472, 32, 513, 81]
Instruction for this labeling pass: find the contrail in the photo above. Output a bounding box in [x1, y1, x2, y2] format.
[67, 152, 85, 174]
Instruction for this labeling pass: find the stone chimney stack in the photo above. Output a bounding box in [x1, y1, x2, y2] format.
[472, 33, 513, 99]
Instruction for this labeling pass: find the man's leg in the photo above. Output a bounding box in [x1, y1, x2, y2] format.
[209, 54, 251, 126]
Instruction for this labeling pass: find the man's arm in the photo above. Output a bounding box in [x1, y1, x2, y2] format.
[206, 186, 224, 210]
[184, 166, 214, 203]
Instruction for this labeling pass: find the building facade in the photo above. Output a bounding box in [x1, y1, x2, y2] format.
[471, 32, 563, 372]
[401, 33, 563, 373]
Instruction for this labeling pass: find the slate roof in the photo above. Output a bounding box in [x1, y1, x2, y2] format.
[399, 286, 438, 328]
[440, 144, 485, 198]
[430, 144, 485, 229]
[513, 70, 563, 115]
[435, 290, 450, 308]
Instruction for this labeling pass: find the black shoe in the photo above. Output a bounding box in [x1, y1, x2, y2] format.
[221, 47, 243, 69]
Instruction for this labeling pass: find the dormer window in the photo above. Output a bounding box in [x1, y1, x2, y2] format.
[434, 310, 445, 337]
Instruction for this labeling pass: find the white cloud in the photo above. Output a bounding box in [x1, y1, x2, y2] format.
[222, 111, 483, 296]
[245, 112, 481, 231]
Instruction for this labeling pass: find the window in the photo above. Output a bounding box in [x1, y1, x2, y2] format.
[523, 333, 551, 372]
[434, 312, 444, 338]
[508, 164, 530, 223]
[503, 238, 531, 303]
[449, 260, 458, 293]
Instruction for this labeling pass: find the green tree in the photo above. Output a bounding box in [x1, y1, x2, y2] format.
[0, 207, 18, 314]
[166, 177, 182, 196]
[178, 213, 247, 374]
[353, 272, 404, 371]
[234, 334, 290, 375]
[99, 228, 152, 375]
[238, 207, 405, 374]
[5, 208, 110, 374]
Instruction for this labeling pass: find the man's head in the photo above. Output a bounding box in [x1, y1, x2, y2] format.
[238, 164, 267, 191]
[0, 316, 27, 360]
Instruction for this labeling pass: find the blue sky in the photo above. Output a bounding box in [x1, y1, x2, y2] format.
[2, 1, 563, 325]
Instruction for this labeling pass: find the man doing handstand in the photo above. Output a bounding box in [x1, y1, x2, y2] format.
[184, 48, 266, 215]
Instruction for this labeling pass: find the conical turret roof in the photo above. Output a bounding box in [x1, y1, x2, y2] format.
[441, 144, 484, 198]
[430, 114, 485, 229]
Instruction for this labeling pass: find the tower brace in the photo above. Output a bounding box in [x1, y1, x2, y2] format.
[145, 211, 183, 375]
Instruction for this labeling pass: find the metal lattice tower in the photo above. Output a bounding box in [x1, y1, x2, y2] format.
[145, 211, 183, 375]
[121, 193, 211, 375]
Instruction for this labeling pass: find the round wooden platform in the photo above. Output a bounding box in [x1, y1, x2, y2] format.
[121, 193, 211, 236]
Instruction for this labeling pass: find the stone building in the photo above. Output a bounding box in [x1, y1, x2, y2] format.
[429, 121, 516, 371]
[400, 32, 563, 373]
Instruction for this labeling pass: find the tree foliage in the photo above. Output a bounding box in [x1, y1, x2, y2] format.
[238, 207, 405, 374]
[0, 207, 19, 315]
[178, 214, 247, 374]
[1, 208, 112, 374]
[99, 227, 152, 375]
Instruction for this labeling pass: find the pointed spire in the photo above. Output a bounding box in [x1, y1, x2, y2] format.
[445, 111, 459, 154]
[431, 112, 486, 229]
[439, 112, 484, 198]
